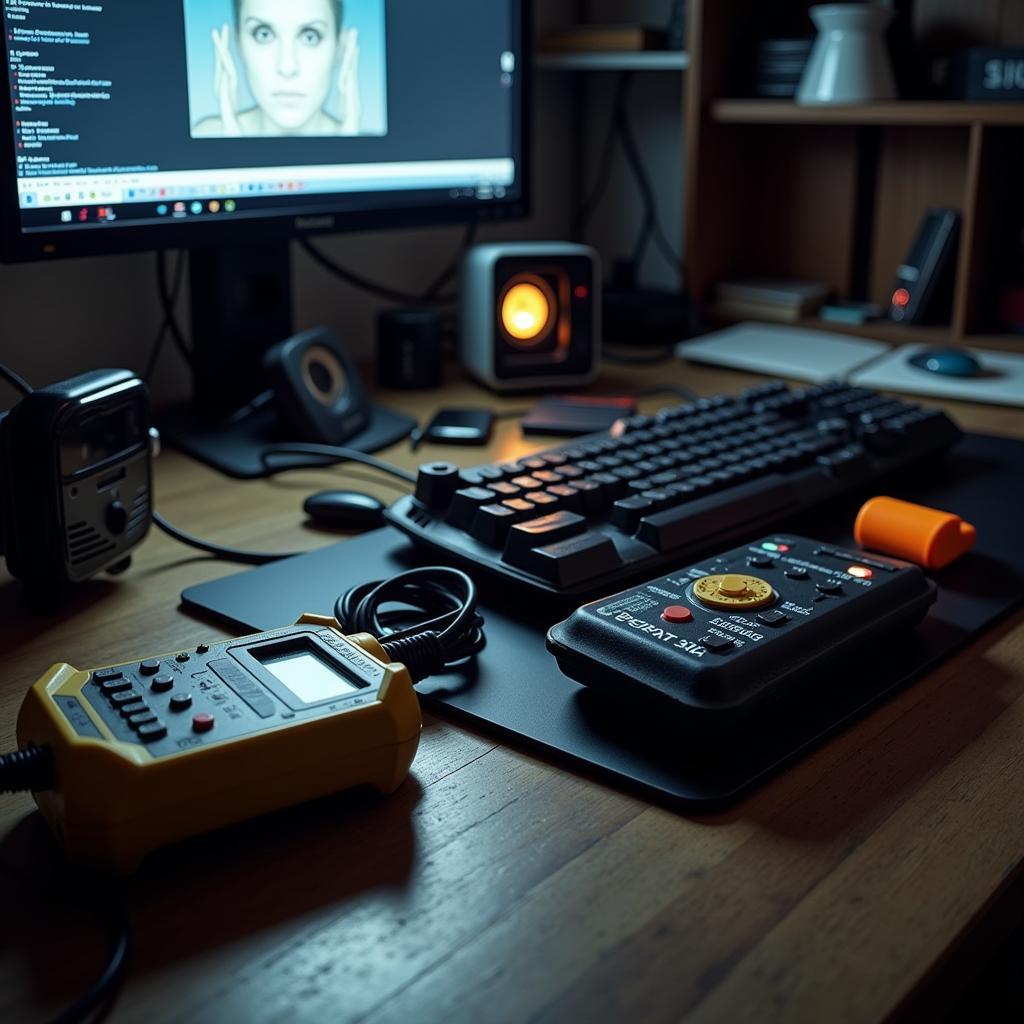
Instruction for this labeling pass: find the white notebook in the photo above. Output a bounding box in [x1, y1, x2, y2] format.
[676, 322, 889, 382]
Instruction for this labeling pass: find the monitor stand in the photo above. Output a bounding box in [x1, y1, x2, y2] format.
[158, 241, 416, 479]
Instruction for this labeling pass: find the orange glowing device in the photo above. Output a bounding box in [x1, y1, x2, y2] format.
[854, 496, 976, 570]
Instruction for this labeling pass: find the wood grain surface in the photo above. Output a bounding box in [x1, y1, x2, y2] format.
[1, 361, 1021, 1024]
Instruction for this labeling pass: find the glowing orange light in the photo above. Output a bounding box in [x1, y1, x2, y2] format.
[848, 565, 873, 579]
[893, 288, 911, 307]
[501, 281, 552, 343]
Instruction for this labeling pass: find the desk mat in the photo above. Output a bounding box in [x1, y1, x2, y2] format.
[181, 433, 1024, 810]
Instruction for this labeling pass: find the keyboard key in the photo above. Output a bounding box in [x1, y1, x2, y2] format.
[502, 510, 587, 566]
[636, 477, 799, 553]
[488, 481, 523, 498]
[611, 496, 656, 533]
[546, 484, 583, 512]
[512, 476, 544, 491]
[525, 491, 560, 510]
[447, 487, 500, 530]
[470, 504, 520, 546]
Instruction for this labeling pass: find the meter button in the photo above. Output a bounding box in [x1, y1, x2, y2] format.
[120, 701, 149, 718]
[175, 652, 191, 663]
[110, 690, 143, 707]
[93, 668, 123, 684]
[129, 711, 158, 728]
[700, 635, 736, 653]
[100, 678, 132, 695]
[784, 568, 809, 580]
[192, 713, 215, 733]
[150, 674, 174, 693]
[138, 722, 168, 742]
[815, 580, 843, 596]
[169, 693, 193, 712]
[662, 605, 693, 624]
[693, 573, 775, 610]
[196, 644, 210, 654]
[757, 610, 790, 627]
[139, 660, 161, 676]
[748, 555, 774, 568]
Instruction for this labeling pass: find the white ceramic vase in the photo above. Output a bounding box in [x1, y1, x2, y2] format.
[796, 4, 898, 105]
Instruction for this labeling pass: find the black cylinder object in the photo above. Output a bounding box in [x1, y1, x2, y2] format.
[377, 309, 444, 389]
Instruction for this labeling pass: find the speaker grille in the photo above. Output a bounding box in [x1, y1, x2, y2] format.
[67, 521, 116, 567]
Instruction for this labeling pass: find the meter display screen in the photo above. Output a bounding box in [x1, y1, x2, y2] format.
[258, 648, 363, 704]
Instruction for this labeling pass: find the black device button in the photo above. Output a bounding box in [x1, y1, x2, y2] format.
[92, 668, 123, 684]
[700, 635, 736, 653]
[757, 610, 790, 626]
[196, 644, 210, 654]
[748, 555, 774, 568]
[138, 722, 168, 742]
[139, 660, 161, 676]
[785, 568, 810, 580]
[815, 581, 844, 596]
[128, 710, 158, 728]
[120, 701, 149, 718]
[100, 678, 132, 695]
[150, 674, 175, 693]
[175, 652, 190, 663]
[413, 461, 461, 510]
[611, 496, 655, 533]
[110, 690, 143, 706]
[105, 500, 128, 535]
[169, 693, 194, 712]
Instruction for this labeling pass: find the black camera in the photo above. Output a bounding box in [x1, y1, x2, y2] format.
[0, 369, 154, 598]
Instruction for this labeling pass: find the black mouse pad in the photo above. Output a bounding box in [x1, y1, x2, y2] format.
[181, 433, 1024, 810]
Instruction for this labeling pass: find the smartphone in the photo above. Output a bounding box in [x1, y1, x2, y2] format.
[413, 408, 495, 449]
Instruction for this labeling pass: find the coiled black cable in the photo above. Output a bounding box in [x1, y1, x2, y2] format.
[334, 567, 485, 682]
[0, 744, 53, 793]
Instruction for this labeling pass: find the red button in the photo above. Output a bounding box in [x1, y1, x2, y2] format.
[662, 605, 693, 624]
[192, 713, 215, 733]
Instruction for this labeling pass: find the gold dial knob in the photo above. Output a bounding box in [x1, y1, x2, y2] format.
[693, 574, 775, 610]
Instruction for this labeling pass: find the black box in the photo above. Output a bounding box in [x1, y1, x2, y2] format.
[948, 48, 1024, 101]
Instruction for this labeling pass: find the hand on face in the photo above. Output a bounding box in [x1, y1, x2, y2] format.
[211, 24, 242, 136]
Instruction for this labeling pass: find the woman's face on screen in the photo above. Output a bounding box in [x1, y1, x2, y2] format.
[237, 0, 340, 130]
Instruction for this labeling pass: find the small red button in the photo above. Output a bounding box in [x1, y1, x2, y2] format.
[662, 605, 693, 624]
[192, 713, 215, 733]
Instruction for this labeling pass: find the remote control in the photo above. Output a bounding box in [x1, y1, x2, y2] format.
[546, 535, 937, 730]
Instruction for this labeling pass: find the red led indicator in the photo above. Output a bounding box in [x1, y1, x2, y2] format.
[776, 544, 790, 552]
[892, 288, 911, 307]
[574, 284, 589, 300]
[848, 565, 873, 579]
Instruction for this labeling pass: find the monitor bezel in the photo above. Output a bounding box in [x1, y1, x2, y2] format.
[0, 1, 530, 263]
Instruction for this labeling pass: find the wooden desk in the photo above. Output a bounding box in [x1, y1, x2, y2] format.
[2, 363, 1022, 1023]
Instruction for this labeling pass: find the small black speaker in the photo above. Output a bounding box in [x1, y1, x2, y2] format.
[263, 328, 371, 445]
[889, 208, 961, 324]
[459, 242, 601, 391]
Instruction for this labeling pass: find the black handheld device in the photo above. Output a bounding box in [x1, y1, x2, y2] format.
[414, 408, 496, 448]
[547, 535, 937, 732]
[0, 369, 154, 597]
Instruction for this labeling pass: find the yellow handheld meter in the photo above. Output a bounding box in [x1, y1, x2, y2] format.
[15, 614, 421, 873]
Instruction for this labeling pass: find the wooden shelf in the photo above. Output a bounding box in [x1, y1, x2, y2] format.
[711, 100, 1024, 126]
[537, 51, 689, 71]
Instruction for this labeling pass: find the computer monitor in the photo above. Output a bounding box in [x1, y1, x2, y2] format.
[0, 0, 529, 422]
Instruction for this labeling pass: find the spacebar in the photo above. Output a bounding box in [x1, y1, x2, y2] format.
[635, 476, 799, 552]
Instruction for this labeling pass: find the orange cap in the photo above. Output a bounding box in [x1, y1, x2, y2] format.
[853, 496, 976, 570]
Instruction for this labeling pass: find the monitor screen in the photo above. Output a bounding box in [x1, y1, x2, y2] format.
[0, 0, 527, 260]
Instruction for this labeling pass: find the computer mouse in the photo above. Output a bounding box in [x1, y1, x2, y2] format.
[907, 348, 982, 378]
[303, 490, 386, 531]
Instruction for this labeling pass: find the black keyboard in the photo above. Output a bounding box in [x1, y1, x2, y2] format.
[385, 381, 962, 599]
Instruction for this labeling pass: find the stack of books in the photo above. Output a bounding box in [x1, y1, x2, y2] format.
[714, 279, 830, 323]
